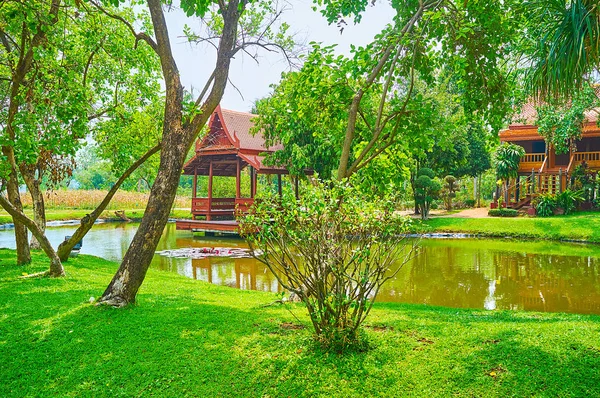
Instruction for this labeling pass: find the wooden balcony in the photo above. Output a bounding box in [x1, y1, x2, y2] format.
[571, 151, 600, 169]
[519, 153, 546, 173]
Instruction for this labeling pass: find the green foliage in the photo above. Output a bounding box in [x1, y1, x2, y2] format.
[488, 208, 518, 217]
[535, 193, 557, 217]
[534, 190, 584, 217]
[536, 86, 599, 154]
[441, 175, 458, 211]
[0, 1, 161, 181]
[556, 189, 584, 215]
[525, 0, 600, 99]
[571, 162, 598, 202]
[254, 0, 521, 184]
[494, 143, 525, 181]
[414, 168, 441, 220]
[240, 181, 415, 352]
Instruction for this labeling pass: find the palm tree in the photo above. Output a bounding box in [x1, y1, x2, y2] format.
[526, 0, 600, 99]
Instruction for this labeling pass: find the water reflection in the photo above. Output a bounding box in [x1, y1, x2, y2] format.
[1, 222, 600, 314]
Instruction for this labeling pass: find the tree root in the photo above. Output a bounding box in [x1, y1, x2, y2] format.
[19, 270, 50, 279]
[95, 295, 131, 308]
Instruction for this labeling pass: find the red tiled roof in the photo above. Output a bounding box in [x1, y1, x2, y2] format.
[218, 108, 283, 152]
[511, 100, 599, 127]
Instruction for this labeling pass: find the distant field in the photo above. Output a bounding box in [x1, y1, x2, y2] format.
[19, 190, 189, 210]
[0, 190, 192, 224]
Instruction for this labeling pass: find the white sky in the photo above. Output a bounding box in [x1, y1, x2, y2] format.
[164, 0, 394, 112]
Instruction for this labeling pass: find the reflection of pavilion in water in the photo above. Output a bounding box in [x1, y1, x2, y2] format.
[494, 253, 600, 314]
[191, 257, 282, 293]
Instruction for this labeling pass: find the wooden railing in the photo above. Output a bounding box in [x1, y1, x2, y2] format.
[191, 197, 256, 220]
[573, 151, 600, 164]
[521, 153, 546, 163]
[519, 153, 546, 172]
[235, 198, 255, 215]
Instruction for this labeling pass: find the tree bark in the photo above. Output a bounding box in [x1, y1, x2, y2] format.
[0, 194, 64, 276]
[57, 143, 160, 261]
[20, 165, 46, 250]
[2, 148, 30, 265]
[98, 0, 241, 307]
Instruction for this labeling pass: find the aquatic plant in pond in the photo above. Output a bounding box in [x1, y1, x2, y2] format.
[240, 181, 417, 351]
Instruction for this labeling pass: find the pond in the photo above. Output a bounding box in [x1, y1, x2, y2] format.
[1, 222, 600, 315]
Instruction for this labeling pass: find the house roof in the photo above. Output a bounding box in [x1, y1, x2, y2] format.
[183, 106, 289, 175]
[198, 106, 282, 153]
[510, 100, 599, 128]
[500, 93, 600, 142]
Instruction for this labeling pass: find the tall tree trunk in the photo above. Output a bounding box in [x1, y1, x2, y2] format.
[98, 0, 240, 306]
[2, 148, 30, 265]
[20, 166, 46, 250]
[0, 194, 64, 276]
[97, 140, 186, 306]
[57, 143, 160, 261]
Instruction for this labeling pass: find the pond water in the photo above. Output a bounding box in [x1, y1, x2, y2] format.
[1, 222, 600, 315]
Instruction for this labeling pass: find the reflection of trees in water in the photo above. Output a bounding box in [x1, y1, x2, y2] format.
[494, 252, 600, 314]
[377, 245, 490, 309]
[150, 231, 600, 315]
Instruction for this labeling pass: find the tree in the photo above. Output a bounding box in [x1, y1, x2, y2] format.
[494, 142, 525, 203]
[526, 0, 600, 99]
[97, 0, 294, 306]
[255, 0, 520, 185]
[414, 168, 440, 220]
[240, 181, 417, 351]
[0, 0, 64, 265]
[536, 86, 599, 154]
[441, 175, 457, 211]
[0, 0, 162, 273]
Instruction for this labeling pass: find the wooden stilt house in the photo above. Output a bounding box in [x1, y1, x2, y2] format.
[498, 100, 600, 209]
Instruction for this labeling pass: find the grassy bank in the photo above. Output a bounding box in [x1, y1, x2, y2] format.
[0, 208, 191, 225]
[424, 211, 600, 242]
[1, 250, 599, 397]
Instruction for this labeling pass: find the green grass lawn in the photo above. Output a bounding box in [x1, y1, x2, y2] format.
[0, 208, 191, 225]
[1, 249, 599, 397]
[424, 211, 600, 242]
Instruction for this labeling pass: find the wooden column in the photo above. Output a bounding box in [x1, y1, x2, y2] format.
[207, 161, 213, 221]
[294, 176, 299, 199]
[236, 158, 241, 199]
[192, 167, 198, 198]
[251, 168, 257, 198]
[515, 176, 520, 203]
[277, 174, 282, 197]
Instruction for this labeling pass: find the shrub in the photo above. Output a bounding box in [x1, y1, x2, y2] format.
[488, 208, 518, 217]
[535, 193, 557, 217]
[556, 189, 584, 215]
[415, 168, 441, 220]
[464, 199, 476, 208]
[240, 181, 417, 352]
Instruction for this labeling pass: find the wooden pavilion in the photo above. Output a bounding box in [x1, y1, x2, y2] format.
[175, 106, 299, 233]
[498, 99, 600, 208]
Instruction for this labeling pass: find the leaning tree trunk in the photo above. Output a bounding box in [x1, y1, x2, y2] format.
[97, 136, 186, 306]
[0, 194, 64, 276]
[57, 143, 160, 261]
[2, 148, 31, 265]
[20, 166, 46, 250]
[97, 0, 240, 307]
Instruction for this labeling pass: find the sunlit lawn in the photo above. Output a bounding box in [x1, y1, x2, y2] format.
[1, 249, 599, 397]
[424, 211, 600, 242]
